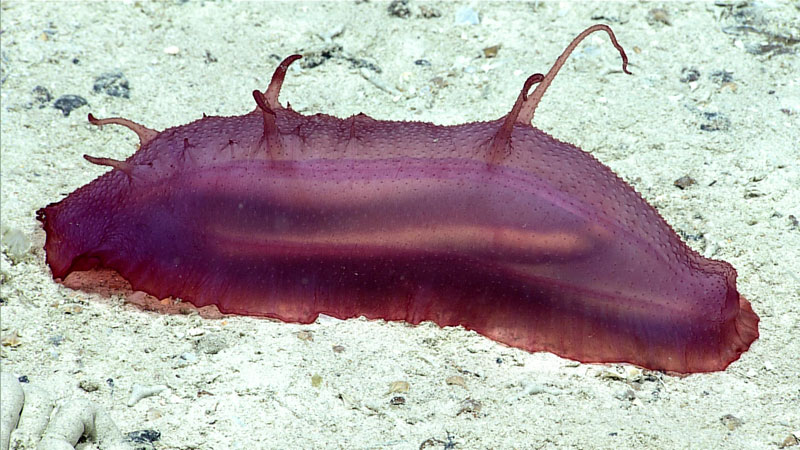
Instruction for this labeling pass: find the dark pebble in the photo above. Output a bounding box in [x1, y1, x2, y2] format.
[389, 396, 406, 406]
[53, 95, 87, 116]
[673, 175, 696, 189]
[345, 56, 382, 73]
[418, 5, 441, 18]
[93, 71, 130, 98]
[32, 86, 52, 107]
[700, 112, 730, 132]
[680, 68, 700, 83]
[387, 0, 411, 18]
[711, 70, 734, 84]
[126, 429, 162, 443]
[415, 59, 431, 67]
[301, 44, 343, 70]
[18, 375, 29, 383]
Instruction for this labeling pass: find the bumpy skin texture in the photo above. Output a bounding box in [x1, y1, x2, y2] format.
[37, 26, 758, 373]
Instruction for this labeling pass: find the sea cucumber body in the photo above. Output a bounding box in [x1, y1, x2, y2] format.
[38, 108, 758, 373]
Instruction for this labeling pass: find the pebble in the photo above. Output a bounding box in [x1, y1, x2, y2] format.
[505, 382, 564, 402]
[456, 398, 482, 416]
[93, 71, 130, 98]
[79, 379, 100, 392]
[680, 68, 701, 83]
[647, 8, 671, 26]
[598, 365, 643, 382]
[187, 327, 205, 337]
[53, 95, 87, 116]
[389, 381, 410, 394]
[454, 6, 479, 25]
[163, 45, 180, 55]
[720, 414, 744, 431]
[445, 376, 467, 388]
[674, 175, 696, 190]
[418, 5, 441, 18]
[146, 408, 163, 420]
[1, 330, 21, 347]
[781, 434, 799, 448]
[31, 85, 52, 108]
[1, 227, 30, 262]
[196, 334, 227, 355]
[126, 429, 161, 444]
[296, 330, 313, 341]
[482, 45, 501, 58]
[615, 389, 636, 401]
[700, 112, 730, 132]
[387, 0, 411, 18]
[175, 352, 197, 367]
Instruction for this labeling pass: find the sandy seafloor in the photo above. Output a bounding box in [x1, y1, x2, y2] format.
[1, 1, 799, 449]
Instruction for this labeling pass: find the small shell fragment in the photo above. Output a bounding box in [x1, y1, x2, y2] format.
[445, 376, 467, 388]
[389, 381, 410, 393]
[296, 330, 313, 341]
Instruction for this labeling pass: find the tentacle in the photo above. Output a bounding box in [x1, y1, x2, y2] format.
[252, 90, 283, 160]
[87, 113, 158, 147]
[249, 55, 302, 160]
[516, 24, 631, 125]
[83, 155, 133, 177]
[261, 54, 303, 110]
[487, 73, 544, 166]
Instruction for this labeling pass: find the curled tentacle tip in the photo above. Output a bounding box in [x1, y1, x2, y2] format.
[521, 73, 545, 101]
[252, 90, 275, 115]
[83, 154, 130, 171]
[87, 113, 99, 124]
[83, 154, 109, 165]
[282, 54, 303, 65]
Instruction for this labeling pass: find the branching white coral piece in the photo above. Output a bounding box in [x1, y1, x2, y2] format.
[126, 384, 168, 407]
[0, 372, 131, 450]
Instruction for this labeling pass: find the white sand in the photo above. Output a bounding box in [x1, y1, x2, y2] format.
[2, 2, 798, 449]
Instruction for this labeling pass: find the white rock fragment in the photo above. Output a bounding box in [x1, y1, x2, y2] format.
[1, 227, 31, 262]
[1, 373, 24, 450]
[454, 6, 479, 25]
[38, 398, 129, 450]
[126, 384, 168, 407]
[1, 373, 130, 450]
[505, 381, 565, 402]
[10, 382, 54, 449]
